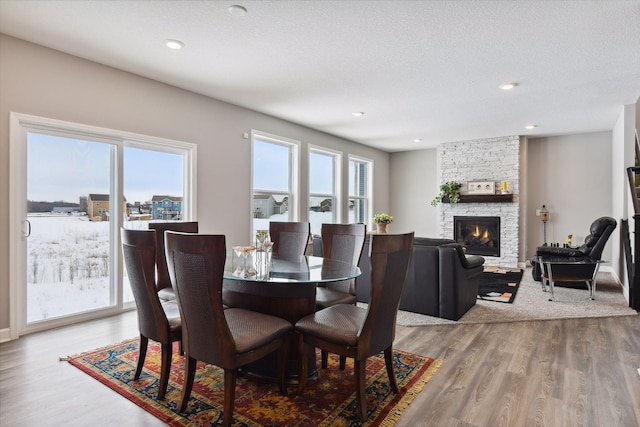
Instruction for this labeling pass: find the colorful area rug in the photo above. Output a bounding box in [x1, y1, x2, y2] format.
[68, 339, 441, 426]
[477, 266, 523, 303]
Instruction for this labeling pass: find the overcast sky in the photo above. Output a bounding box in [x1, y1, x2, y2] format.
[27, 132, 183, 203]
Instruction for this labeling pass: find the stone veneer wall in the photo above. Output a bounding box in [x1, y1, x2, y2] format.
[438, 136, 520, 267]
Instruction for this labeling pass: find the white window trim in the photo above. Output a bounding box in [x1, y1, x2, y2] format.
[348, 155, 373, 226]
[8, 112, 197, 339]
[250, 130, 300, 240]
[309, 144, 342, 226]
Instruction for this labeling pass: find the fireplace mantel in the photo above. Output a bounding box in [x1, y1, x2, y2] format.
[442, 194, 513, 203]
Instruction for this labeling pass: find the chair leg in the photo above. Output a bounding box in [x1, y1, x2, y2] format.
[354, 358, 368, 421]
[222, 368, 237, 427]
[321, 349, 328, 369]
[384, 346, 398, 393]
[278, 335, 288, 396]
[178, 356, 197, 413]
[297, 334, 308, 394]
[158, 342, 172, 399]
[134, 334, 148, 380]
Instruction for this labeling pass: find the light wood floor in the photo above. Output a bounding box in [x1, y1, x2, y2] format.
[1, 311, 639, 426]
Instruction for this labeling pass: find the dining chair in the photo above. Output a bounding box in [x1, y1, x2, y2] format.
[121, 228, 182, 400]
[295, 232, 414, 421]
[148, 221, 198, 301]
[315, 223, 366, 369]
[164, 231, 293, 427]
[315, 223, 366, 309]
[269, 221, 311, 257]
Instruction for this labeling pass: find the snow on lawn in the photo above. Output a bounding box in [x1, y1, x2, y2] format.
[26, 211, 346, 323]
[26, 214, 138, 322]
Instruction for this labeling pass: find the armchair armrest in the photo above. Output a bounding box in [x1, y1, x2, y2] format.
[440, 243, 485, 269]
[536, 246, 587, 258]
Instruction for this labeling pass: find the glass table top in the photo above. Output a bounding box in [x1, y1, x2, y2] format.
[224, 254, 361, 283]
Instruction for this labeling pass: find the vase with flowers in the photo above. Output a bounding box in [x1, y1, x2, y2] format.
[373, 213, 393, 234]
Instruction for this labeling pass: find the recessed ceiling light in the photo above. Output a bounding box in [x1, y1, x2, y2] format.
[413, 138, 423, 143]
[229, 5, 247, 16]
[499, 82, 518, 90]
[525, 124, 538, 129]
[165, 39, 184, 50]
[352, 112, 365, 117]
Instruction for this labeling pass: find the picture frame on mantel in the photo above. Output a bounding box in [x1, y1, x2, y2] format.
[468, 181, 495, 195]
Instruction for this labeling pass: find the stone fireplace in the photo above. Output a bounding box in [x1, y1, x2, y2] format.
[454, 216, 501, 257]
[438, 136, 520, 267]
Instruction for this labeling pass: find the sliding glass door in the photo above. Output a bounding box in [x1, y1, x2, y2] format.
[26, 132, 116, 323]
[10, 113, 196, 337]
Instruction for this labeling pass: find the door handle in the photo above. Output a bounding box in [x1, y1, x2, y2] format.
[23, 219, 31, 238]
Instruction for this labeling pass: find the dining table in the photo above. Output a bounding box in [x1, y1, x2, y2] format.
[222, 252, 361, 385]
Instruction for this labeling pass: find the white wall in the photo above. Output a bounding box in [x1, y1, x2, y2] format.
[389, 149, 439, 237]
[0, 34, 390, 331]
[526, 132, 613, 260]
[611, 103, 637, 299]
[391, 132, 615, 268]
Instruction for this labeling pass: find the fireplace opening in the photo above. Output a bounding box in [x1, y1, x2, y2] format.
[454, 216, 500, 257]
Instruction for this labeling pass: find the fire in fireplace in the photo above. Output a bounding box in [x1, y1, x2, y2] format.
[454, 216, 501, 257]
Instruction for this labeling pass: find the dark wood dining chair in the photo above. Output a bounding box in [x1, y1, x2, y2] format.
[121, 228, 182, 400]
[269, 221, 310, 257]
[164, 231, 293, 427]
[148, 221, 198, 301]
[295, 232, 414, 421]
[315, 223, 366, 309]
[315, 223, 366, 369]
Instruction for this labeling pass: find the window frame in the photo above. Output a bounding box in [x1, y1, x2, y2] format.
[348, 155, 373, 227]
[9, 112, 197, 338]
[250, 130, 300, 240]
[308, 145, 341, 234]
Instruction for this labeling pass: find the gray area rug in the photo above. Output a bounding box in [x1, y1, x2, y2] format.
[384, 268, 637, 326]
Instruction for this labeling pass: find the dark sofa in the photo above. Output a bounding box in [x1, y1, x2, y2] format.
[315, 235, 484, 321]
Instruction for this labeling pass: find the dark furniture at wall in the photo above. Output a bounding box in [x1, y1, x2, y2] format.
[356, 235, 485, 321]
[121, 228, 182, 400]
[531, 216, 617, 285]
[296, 232, 414, 421]
[148, 221, 199, 301]
[165, 231, 293, 427]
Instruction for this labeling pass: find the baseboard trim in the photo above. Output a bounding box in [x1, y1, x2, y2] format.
[0, 328, 13, 343]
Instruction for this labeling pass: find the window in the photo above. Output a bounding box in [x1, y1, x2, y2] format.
[251, 132, 299, 238]
[10, 113, 196, 336]
[348, 157, 372, 225]
[309, 147, 340, 235]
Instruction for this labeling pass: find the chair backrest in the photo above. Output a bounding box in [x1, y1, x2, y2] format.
[578, 217, 617, 260]
[149, 222, 199, 291]
[269, 221, 310, 256]
[321, 223, 366, 294]
[360, 232, 414, 357]
[121, 228, 170, 342]
[164, 231, 233, 366]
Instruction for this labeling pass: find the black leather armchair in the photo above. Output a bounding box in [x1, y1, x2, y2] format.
[531, 216, 617, 282]
[356, 236, 485, 321]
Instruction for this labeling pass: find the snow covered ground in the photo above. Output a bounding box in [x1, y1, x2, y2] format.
[26, 214, 136, 323]
[26, 210, 345, 323]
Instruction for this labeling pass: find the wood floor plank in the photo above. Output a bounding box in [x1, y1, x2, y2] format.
[2, 310, 640, 426]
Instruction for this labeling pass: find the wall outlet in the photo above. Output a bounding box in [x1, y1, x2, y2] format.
[536, 209, 541, 216]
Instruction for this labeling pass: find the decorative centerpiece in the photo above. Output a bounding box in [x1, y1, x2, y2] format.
[373, 213, 393, 234]
[431, 181, 462, 206]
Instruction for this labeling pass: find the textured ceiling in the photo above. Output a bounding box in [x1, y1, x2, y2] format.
[1, 0, 639, 152]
